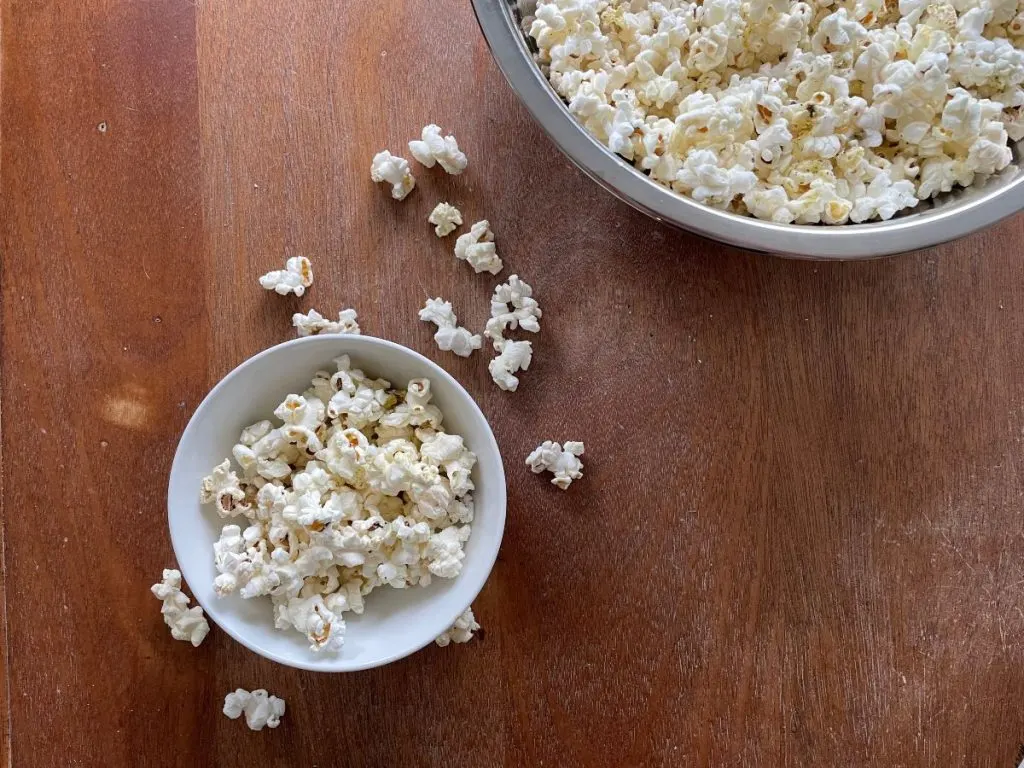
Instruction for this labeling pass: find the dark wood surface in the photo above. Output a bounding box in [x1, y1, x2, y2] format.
[3, 1, 1024, 765]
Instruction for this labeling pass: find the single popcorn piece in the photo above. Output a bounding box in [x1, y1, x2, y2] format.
[201, 356, 478, 655]
[488, 339, 532, 392]
[408, 124, 468, 174]
[292, 308, 361, 337]
[370, 150, 416, 200]
[454, 220, 502, 275]
[223, 689, 286, 731]
[150, 569, 210, 647]
[428, 202, 463, 237]
[486, 274, 542, 342]
[259, 256, 313, 297]
[419, 297, 483, 358]
[526, 440, 585, 490]
[435, 606, 481, 647]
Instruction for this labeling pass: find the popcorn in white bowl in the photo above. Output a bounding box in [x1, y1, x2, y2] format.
[167, 335, 506, 672]
[259, 256, 313, 297]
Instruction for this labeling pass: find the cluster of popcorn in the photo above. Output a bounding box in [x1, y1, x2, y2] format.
[528, 0, 1024, 223]
[371, 124, 468, 200]
[485, 275, 542, 391]
[150, 569, 211, 647]
[200, 356, 478, 653]
[420, 297, 484, 357]
[223, 688, 286, 731]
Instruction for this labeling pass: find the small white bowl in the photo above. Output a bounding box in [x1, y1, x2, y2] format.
[168, 335, 506, 672]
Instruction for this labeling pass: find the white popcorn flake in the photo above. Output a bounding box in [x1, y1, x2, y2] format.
[200, 356, 478, 655]
[408, 124, 468, 174]
[259, 256, 313, 297]
[419, 297, 483, 358]
[151, 569, 210, 647]
[223, 688, 286, 731]
[528, 0, 1024, 224]
[526, 440, 585, 490]
[370, 150, 416, 200]
[292, 308, 361, 337]
[428, 202, 463, 237]
[435, 606, 481, 647]
[454, 220, 503, 275]
[488, 339, 533, 392]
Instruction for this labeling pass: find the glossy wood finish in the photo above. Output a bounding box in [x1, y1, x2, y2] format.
[3, 1, 1024, 765]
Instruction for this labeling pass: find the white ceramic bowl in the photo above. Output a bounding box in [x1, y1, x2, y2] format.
[168, 335, 506, 672]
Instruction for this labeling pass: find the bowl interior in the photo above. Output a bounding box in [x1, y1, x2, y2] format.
[477, 0, 1024, 257]
[168, 335, 506, 672]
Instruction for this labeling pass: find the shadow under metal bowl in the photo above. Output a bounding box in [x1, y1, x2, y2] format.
[472, 0, 1024, 259]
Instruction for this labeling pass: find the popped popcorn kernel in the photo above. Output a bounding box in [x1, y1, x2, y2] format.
[419, 297, 483, 358]
[408, 124, 469, 175]
[292, 308, 361, 337]
[151, 569, 210, 647]
[454, 220, 503, 275]
[428, 202, 464, 237]
[526, 440, 585, 490]
[435, 606, 481, 647]
[223, 689, 286, 731]
[259, 256, 313, 297]
[370, 150, 416, 200]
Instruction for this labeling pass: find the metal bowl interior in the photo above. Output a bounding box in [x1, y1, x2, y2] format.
[472, 0, 1024, 259]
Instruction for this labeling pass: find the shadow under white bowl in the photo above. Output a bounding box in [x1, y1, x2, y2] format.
[168, 335, 506, 672]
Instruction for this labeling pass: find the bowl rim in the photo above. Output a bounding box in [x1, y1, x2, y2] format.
[471, 0, 1024, 260]
[167, 334, 507, 672]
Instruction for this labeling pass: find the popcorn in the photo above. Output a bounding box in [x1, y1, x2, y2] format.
[419, 297, 483, 358]
[526, 440, 585, 490]
[223, 689, 286, 731]
[370, 150, 416, 200]
[200, 356, 477, 655]
[528, 0, 1024, 223]
[488, 275, 542, 336]
[292, 308, 361, 337]
[454, 220, 503, 275]
[435, 606, 480, 647]
[408, 125, 469, 174]
[259, 256, 313, 297]
[488, 339, 533, 392]
[428, 202, 463, 237]
[151, 569, 210, 647]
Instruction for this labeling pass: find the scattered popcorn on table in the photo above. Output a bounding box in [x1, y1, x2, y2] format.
[223, 689, 286, 731]
[150, 569, 210, 647]
[435, 606, 481, 647]
[292, 308, 361, 337]
[428, 202, 463, 237]
[526, 441, 585, 490]
[370, 150, 416, 200]
[259, 256, 313, 297]
[408, 124, 469, 174]
[527, 0, 1024, 224]
[419, 297, 483, 358]
[454, 220, 503, 275]
[201, 357, 478, 654]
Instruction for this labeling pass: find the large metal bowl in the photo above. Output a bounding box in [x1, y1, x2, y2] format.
[472, 0, 1024, 259]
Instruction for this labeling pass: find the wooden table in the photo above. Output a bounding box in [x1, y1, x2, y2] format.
[3, 1, 1024, 765]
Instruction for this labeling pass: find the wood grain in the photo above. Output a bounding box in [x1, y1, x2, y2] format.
[4, 0, 1024, 765]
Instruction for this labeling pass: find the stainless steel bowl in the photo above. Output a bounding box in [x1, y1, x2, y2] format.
[472, 0, 1024, 259]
